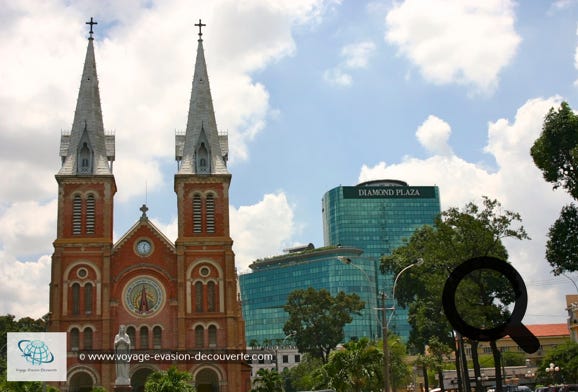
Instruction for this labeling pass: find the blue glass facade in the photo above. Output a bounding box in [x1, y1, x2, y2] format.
[240, 246, 383, 344]
[322, 180, 441, 341]
[239, 180, 440, 345]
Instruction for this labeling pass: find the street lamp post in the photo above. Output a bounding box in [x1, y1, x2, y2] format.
[381, 259, 424, 392]
[545, 363, 561, 385]
[339, 256, 423, 392]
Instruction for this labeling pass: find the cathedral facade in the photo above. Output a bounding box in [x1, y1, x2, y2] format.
[49, 20, 250, 392]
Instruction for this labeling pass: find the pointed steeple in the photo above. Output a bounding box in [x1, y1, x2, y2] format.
[59, 18, 114, 176]
[176, 20, 228, 175]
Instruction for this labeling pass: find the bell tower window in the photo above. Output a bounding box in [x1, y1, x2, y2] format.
[78, 142, 93, 174]
[193, 194, 202, 233]
[86, 194, 95, 234]
[195, 142, 210, 173]
[206, 194, 215, 233]
[73, 195, 82, 235]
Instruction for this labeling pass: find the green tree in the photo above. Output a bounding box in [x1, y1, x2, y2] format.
[283, 355, 324, 392]
[545, 203, 578, 275]
[144, 366, 195, 392]
[382, 197, 529, 392]
[388, 334, 412, 391]
[535, 341, 578, 384]
[283, 288, 364, 363]
[531, 102, 578, 199]
[251, 368, 285, 392]
[424, 336, 453, 392]
[322, 337, 383, 392]
[531, 101, 578, 274]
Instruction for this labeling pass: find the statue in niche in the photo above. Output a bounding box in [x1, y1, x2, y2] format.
[114, 325, 131, 386]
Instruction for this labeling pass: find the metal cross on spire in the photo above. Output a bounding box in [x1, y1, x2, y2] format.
[194, 19, 206, 40]
[86, 17, 97, 39]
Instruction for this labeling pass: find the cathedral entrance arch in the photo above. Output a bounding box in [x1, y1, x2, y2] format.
[195, 367, 220, 392]
[131, 367, 155, 392]
[68, 370, 95, 392]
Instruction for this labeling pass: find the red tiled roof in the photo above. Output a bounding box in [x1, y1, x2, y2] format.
[525, 323, 569, 337]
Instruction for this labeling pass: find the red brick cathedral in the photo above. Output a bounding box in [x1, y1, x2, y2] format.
[49, 19, 250, 392]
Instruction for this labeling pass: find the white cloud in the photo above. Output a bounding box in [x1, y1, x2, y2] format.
[323, 68, 353, 87]
[230, 192, 296, 272]
[574, 24, 578, 87]
[341, 41, 376, 69]
[0, 253, 51, 319]
[324, 40, 376, 87]
[385, 0, 521, 94]
[0, 200, 57, 258]
[359, 97, 574, 324]
[416, 115, 453, 156]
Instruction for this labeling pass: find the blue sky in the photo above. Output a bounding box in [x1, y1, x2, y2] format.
[1, 0, 578, 325]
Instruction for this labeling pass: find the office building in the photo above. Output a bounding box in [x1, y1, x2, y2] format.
[322, 179, 441, 341]
[240, 180, 440, 344]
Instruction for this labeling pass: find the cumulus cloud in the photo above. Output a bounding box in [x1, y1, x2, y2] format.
[360, 97, 574, 323]
[416, 115, 454, 156]
[324, 40, 376, 87]
[0, 253, 52, 319]
[0, 200, 57, 258]
[385, 0, 521, 94]
[230, 192, 296, 272]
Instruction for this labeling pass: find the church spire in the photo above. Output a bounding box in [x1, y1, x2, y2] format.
[59, 18, 114, 176]
[176, 20, 228, 175]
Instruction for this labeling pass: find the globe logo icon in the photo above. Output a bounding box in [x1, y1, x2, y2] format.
[18, 339, 55, 365]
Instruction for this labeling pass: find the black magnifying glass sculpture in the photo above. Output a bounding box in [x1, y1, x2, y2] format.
[442, 256, 540, 354]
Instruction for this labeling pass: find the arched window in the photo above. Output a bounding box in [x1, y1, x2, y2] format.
[126, 326, 136, 349]
[83, 328, 93, 350]
[72, 195, 82, 235]
[193, 194, 202, 233]
[208, 325, 217, 347]
[70, 328, 80, 351]
[85, 194, 95, 234]
[140, 326, 149, 349]
[196, 142, 210, 173]
[207, 281, 216, 312]
[206, 194, 215, 233]
[195, 326, 204, 348]
[84, 283, 93, 314]
[194, 281, 203, 312]
[71, 283, 80, 315]
[78, 142, 92, 174]
[153, 326, 162, 349]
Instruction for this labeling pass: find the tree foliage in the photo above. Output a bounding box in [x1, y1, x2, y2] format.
[531, 102, 578, 199]
[535, 341, 578, 384]
[283, 288, 364, 363]
[381, 197, 529, 392]
[283, 355, 325, 392]
[144, 366, 195, 392]
[251, 368, 284, 392]
[531, 101, 578, 274]
[545, 203, 578, 275]
[322, 337, 384, 392]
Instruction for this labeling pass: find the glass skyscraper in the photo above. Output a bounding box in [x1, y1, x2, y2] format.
[322, 179, 441, 341]
[240, 245, 380, 344]
[239, 179, 440, 345]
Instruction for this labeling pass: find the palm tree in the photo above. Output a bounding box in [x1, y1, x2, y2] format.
[323, 337, 383, 392]
[144, 366, 195, 392]
[251, 368, 284, 392]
